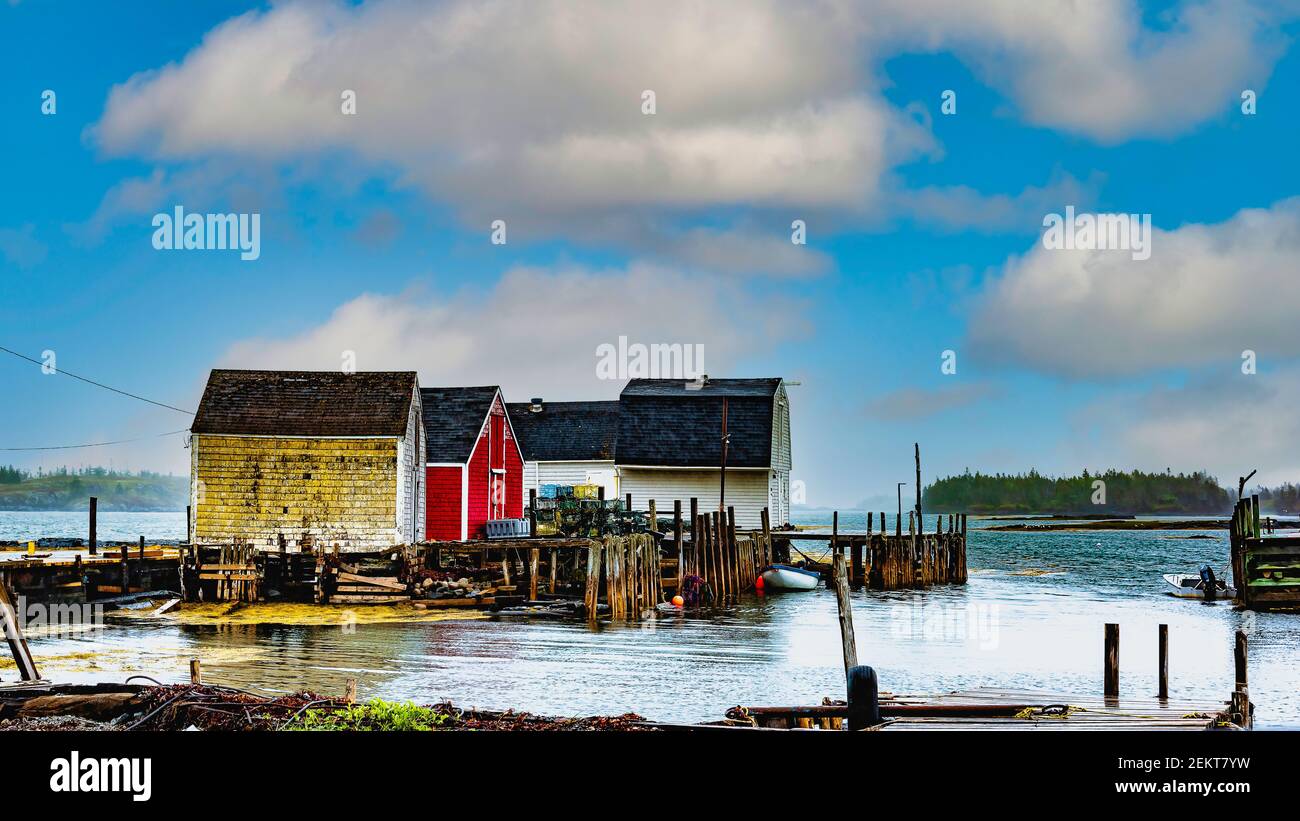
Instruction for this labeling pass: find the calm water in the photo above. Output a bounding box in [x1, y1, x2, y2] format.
[8, 511, 1299, 726]
[0, 510, 186, 542]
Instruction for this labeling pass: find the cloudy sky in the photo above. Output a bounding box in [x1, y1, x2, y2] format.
[2, 0, 1299, 507]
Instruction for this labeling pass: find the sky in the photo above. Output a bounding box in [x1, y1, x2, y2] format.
[1, 0, 1299, 509]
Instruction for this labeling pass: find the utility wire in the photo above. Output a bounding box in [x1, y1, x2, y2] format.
[0, 429, 190, 452]
[0, 345, 195, 415]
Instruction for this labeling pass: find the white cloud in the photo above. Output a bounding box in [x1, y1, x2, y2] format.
[864, 382, 998, 420]
[91, 0, 1285, 237]
[217, 262, 807, 399]
[968, 198, 1300, 377]
[1069, 369, 1300, 489]
[866, 0, 1287, 142]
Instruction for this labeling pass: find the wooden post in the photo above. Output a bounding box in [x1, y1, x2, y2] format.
[529, 548, 540, 601]
[832, 550, 857, 675]
[832, 510, 839, 556]
[529, 489, 538, 537]
[761, 506, 771, 566]
[1157, 624, 1168, 700]
[1104, 623, 1119, 697]
[186, 504, 192, 545]
[649, 499, 657, 534]
[0, 579, 40, 681]
[1234, 630, 1248, 690]
[189, 658, 201, 685]
[673, 500, 683, 586]
[345, 678, 357, 704]
[584, 541, 603, 619]
[549, 548, 558, 594]
[727, 506, 738, 591]
[89, 497, 97, 556]
[914, 442, 922, 523]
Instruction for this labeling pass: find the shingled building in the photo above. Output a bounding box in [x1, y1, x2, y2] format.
[189, 370, 425, 551]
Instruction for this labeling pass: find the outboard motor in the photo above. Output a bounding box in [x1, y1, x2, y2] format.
[1200, 565, 1218, 601]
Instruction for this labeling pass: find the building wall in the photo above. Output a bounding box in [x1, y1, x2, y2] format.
[771, 383, 792, 472]
[520, 460, 617, 509]
[466, 432, 490, 539]
[617, 468, 769, 529]
[425, 465, 463, 541]
[192, 434, 401, 551]
[397, 386, 426, 543]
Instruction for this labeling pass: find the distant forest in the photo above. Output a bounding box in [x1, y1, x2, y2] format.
[0, 466, 187, 511]
[921, 469, 1300, 515]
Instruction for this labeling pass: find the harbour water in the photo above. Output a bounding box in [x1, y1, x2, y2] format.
[4, 510, 1297, 726]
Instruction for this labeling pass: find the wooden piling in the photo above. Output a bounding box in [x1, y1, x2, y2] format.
[529, 489, 537, 537]
[673, 500, 683, 587]
[529, 548, 540, 601]
[190, 658, 202, 685]
[345, 678, 357, 704]
[1158, 624, 1169, 700]
[1235, 630, 1248, 690]
[1104, 623, 1120, 697]
[89, 497, 97, 556]
[832, 550, 857, 675]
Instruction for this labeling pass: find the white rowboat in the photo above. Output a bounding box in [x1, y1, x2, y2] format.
[759, 564, 820, 591]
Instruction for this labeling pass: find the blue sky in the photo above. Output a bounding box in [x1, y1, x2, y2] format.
[2, 0, 1299, 507]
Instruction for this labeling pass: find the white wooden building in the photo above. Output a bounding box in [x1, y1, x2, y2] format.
[507, 399, 619, 506]
[615, 379, 791, 529]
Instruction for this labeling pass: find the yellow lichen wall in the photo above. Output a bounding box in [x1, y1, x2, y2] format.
[192, 434, 401, 551]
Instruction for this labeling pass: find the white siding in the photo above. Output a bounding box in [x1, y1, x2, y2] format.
[768, 470, 790, 526]
[396, 386, 425, 544]
[771, 383, 791, 472]
[521, 460, 617, 508]
[618, 468, 769, 529]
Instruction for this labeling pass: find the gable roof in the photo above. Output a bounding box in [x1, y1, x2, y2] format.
[616, 378, 781, 468]
[191, 370, 418, 437]
[506, 401, 619, 462]
[421, 386, 501, 462]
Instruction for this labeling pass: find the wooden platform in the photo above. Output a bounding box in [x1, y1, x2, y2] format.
[875, 687, 1233, 731]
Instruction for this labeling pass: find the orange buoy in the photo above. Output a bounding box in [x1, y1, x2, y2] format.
[672, 595, 684, 607]
[755, 575, 765, 591]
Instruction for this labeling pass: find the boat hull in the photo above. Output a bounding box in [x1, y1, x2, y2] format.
[760, 565, 819, 591]
[1162, 573, 1236, 600]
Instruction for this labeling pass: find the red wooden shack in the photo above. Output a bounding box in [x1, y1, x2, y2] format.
[421, 386, 524, 540]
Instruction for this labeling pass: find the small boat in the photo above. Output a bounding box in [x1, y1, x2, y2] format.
[759, 564, 820, 591]
[1163, 566, 1235, 600]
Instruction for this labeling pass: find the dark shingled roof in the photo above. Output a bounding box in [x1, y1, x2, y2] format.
[506, 401, 619, 462]
[421, 386, 500, 462]
[616, 379, 780, 468]
[191, 370, 418, 437]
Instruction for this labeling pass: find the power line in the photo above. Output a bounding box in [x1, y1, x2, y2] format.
[0, 429, 190, 452]
[0, 345, 195, 415]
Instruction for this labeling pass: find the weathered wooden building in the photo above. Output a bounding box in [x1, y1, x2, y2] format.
[422, 386, 524, 541]
[616, 378, 791, 528]
[506, 398, 619, 508]
[189, 370, 425, 551]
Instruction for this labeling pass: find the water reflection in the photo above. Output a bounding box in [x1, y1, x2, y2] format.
[18, 525, 1300, 726]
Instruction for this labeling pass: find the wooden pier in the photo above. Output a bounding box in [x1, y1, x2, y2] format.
[1230, 494, 1300, 610]
[779, 512, 968, 589]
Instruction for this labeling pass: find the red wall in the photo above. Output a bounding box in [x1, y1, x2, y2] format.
[425, 391, 526, 541]
[425, 465, 463, 541]
[466, 431, 490, 539]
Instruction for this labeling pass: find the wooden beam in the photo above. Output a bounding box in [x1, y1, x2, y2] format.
[832, 551, 857, 675]
[1104, 623, 1120, 697]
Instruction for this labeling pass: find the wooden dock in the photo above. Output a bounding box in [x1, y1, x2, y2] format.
[680, 686, 1241, 731]
[1230, 495, 1300, 610]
